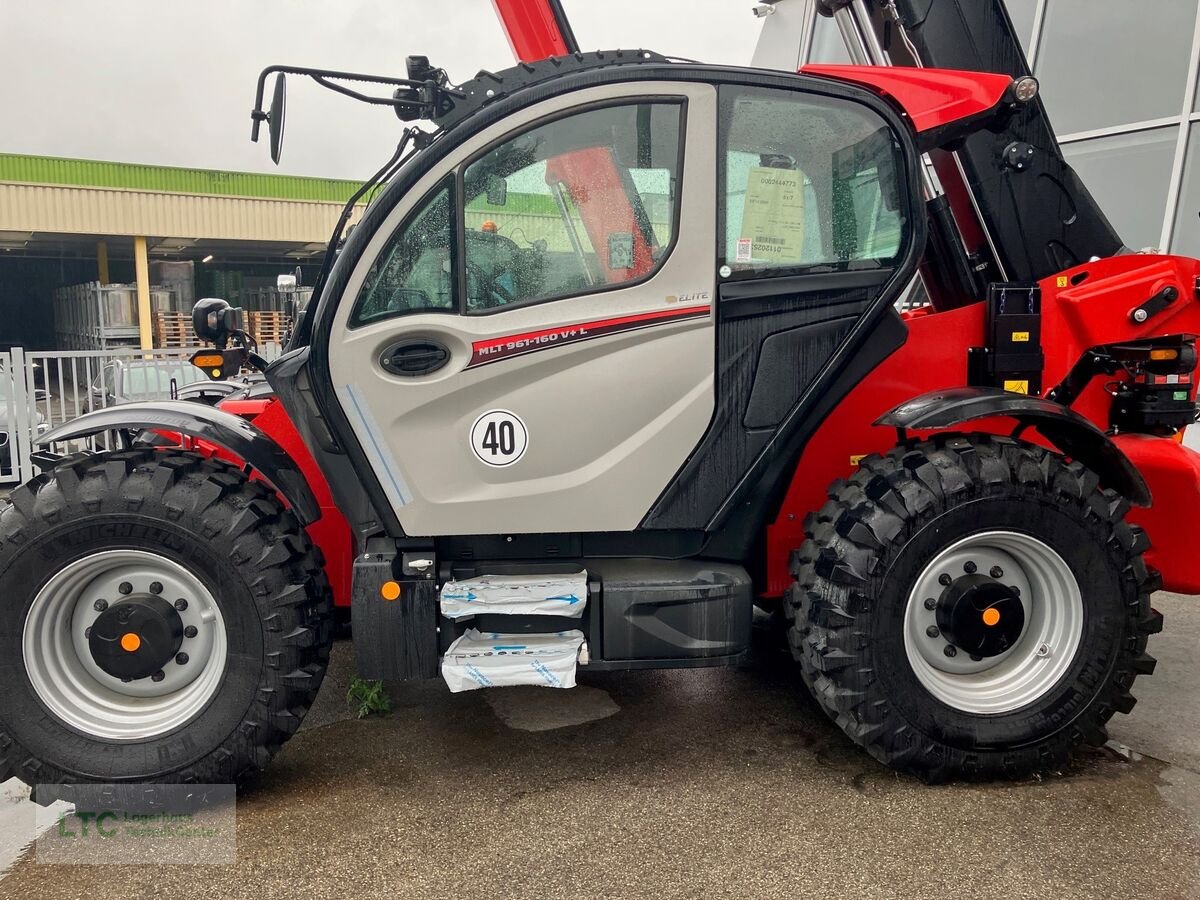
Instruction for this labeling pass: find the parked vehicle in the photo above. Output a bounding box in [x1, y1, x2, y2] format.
[87, 358, 212, 410]
[3, 0, 1197, 800]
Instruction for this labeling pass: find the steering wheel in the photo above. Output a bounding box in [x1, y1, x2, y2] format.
[466, 230, 523, 308]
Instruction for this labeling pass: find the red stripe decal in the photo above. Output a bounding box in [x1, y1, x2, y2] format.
[467, 304, 710, 369]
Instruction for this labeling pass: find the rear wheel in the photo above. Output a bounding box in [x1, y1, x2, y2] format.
[0, 449, 332, 800]
[786, 434, 1161, 781]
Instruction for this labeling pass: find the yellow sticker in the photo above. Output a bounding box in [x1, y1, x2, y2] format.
[1004, 380, 1030, 394]
[1011, 331, 1030, 343]
[850, 454, 867, 466]
[738, 167, 806, 264]
[1056, 276, 1069, 288]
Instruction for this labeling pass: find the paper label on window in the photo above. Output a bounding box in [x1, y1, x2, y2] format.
[738, 167, 806, 264]
[735, 238, 753, 262]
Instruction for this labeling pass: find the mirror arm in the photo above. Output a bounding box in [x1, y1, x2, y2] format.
[250, 64, 464, 142]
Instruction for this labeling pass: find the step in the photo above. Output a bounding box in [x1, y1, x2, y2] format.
[441, 629, 587, 693]
[439, 571, 588, 620]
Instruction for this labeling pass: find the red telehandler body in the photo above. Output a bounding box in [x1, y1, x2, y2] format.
[3, 0, 1199, 796]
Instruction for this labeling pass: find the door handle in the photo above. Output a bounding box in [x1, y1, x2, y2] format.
[379, 339, 451, 376]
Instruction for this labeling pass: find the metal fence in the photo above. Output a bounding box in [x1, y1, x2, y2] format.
[0, 349, 35, 485]
[0, 347, 230, 485]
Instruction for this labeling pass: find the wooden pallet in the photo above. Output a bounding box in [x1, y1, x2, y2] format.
[247, 311, 292, 345]
[152, 311, 196, 349]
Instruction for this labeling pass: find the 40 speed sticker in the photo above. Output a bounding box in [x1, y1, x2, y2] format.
[470, 410, 528, 467]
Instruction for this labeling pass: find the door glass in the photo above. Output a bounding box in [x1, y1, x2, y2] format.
[462, 102, 683, 312]
[720, 86, 908, 278]
[351, 180, 455, 327]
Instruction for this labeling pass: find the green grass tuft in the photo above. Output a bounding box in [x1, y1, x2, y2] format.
[346, 677, 392, 719]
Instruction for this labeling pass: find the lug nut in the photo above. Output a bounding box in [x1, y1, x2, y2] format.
[175, 652, 189, 666]
[183, 625, 198, 639]
[174, 599, 188, 612]
[1036, 643, 1051, 658]
[938, 574, 952, 587]
[923, 597, 937, 611]
[990, 566, 1004, 579]
[84, 627, 92, 639]
[151, 670, 165, 682]
[926, 625, 940, 638]
[149, 581, 163, 595]
[93, 599, 108, 612]
[963, 561, 977, 574]
[121, 676, 133, 683]
[944, 645, 958, 658]
[118, 582, 133, 595]
[970, 654, 982, 662]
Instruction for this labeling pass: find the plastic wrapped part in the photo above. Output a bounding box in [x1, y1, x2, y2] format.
[441, 629, 586, 692]
[439, 571, 587, 620]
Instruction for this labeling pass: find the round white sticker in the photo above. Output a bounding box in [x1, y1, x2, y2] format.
[470, 410, 528, 467]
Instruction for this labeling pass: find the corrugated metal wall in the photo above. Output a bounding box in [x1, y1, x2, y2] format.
[0, 182, 360, 243]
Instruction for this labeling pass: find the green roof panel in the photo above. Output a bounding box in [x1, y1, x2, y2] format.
[0, 154, 364, 203]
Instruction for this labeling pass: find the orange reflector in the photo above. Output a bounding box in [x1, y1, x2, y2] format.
[982, 608, 1001, 627]
[1150, 349, 1180, 361]
[380, 581, 401, 601]
[120, 633, 142, 652]
[192, 354, 225, 368]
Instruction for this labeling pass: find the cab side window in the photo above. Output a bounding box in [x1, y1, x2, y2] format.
[720, 87, 908, 278]
[351, 179, 455, 327]
[461, 102, 683, 312]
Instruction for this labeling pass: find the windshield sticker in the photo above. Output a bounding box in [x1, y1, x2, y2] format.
[738, 167, 806, 264]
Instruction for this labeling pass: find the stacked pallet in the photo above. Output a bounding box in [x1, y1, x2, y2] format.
[152, 311, 196, 349]
[248, 311, 292, 346]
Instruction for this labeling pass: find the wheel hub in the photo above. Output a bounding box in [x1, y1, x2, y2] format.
[936, 574, 1025, 658]
[23, 549, 228, 741]
[88, 595, 184, 681]
[902, 531, 1084, 715]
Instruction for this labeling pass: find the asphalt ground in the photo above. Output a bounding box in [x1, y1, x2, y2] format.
[0, 594, 1197, 900]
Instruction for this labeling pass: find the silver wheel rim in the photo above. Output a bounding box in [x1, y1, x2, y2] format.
[23, 550, 228, 741]
[902, 531, 1084, 715]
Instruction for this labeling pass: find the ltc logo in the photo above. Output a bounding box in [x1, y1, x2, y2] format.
[57, 810, 119, 838]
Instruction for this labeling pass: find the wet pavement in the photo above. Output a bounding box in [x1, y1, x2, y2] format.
[0, 594, 1198, 900]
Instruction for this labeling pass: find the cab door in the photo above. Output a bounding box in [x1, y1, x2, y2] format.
[325, 82, 717, 536]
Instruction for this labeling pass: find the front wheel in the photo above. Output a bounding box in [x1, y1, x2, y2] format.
[787, 434, 1161, 782]
[0, 449, 332, 799]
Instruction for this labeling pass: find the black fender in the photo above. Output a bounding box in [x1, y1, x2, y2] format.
[36, 401, 321, 524]
[877, 387, 1152, 507]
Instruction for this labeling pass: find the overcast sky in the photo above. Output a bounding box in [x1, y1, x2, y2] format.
[0, 0, 762, 181]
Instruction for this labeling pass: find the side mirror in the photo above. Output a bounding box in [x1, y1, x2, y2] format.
[268, 73, 287, 165]
[485, 175, 508, 207]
